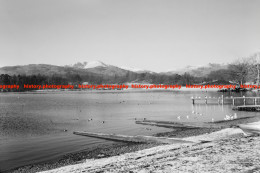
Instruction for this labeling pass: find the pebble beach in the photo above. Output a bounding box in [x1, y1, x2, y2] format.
[9, 116, 260, 173]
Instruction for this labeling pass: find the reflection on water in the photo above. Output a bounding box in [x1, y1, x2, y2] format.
[0, 90, 260, 171]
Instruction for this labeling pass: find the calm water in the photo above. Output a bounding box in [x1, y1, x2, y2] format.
[0, 90, 260, 172]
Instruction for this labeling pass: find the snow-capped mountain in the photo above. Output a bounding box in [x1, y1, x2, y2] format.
[70, 61, 154, 74]
[164, 65, 202, 75]
[119, 66, 153, 74]
[162, 63, 228, 77]
[119, 66, 143, 72]
[82, 61, 131, 76]
[85, 61, 108, 69]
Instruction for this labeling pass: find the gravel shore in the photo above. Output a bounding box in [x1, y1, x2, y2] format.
[42, 134, 260, 173]
[9, 116, 260, 173]
[9, 127, 220, 173]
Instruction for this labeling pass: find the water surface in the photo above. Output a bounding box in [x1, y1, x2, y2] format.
[0, 90, 259, 172]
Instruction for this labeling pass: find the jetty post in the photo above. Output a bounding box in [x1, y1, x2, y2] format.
[205, 96, 207, 104]
[232, 96, 235, 106]
[222, 95, 224, 104]
[243, 95, 246, 105]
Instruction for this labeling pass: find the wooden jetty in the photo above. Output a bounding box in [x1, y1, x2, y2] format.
[192, 96, 260, 106]
[232, 105, 260, 112]
[73, 131, 194, 144]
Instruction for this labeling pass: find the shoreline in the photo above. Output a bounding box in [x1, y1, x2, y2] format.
[9, 127, 221, 173]
[42, 131, 260, 173]
[8, 116, 259, 173]
[5, 116, 259, 173]
[9, 116, 260, 173]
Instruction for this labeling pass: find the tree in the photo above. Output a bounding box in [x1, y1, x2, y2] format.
[244, 52, 260, 84]
[228, 58, 251, 85]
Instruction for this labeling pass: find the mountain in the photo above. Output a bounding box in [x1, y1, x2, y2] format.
[69, 61, 153, 74]
[67, 61, 154, 76]
[119, 66, 154, 74]
[82, 61, 131, 76]
[0, 61, 228, 79]
[0, 61, 133, 78]
[85, 61, 108, 69]
[0, 64, 99, 77]
[0, 61, 234, 86]
[68, 61, 107, 69]
[162, 63, 228, 77]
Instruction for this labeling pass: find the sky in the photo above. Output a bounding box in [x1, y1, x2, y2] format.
[0, 0, 260, 72]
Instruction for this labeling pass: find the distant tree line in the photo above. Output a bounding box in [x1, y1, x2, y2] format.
[0, 74, 68, 91]
[0, 72, 203, 92]
[1, 52, 259, 92]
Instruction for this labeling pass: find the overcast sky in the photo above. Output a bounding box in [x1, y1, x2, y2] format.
[0, 0, 260, 72]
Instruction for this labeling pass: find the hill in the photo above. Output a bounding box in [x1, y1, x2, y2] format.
[162, 63, 228, 77]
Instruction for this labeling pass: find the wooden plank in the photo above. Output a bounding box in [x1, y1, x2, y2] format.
[74, 128, 247, 146]
[136, 120, 222, 129]
[208, 116, 254, 123]
[184, 128, 246, 143]
[73, 131, 194, 144]
[136, 121, 196, 129]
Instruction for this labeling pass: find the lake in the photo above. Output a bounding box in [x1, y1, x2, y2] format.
[0, 90, 260, 172]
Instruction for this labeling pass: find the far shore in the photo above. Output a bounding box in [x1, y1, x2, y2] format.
[1, 86, 221, 93]
[1, 84, 239, 93]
